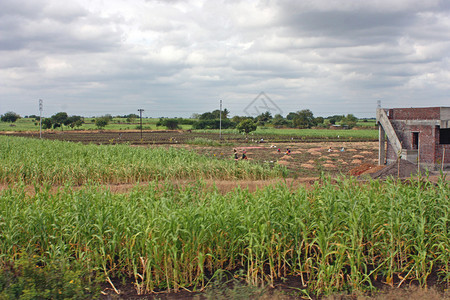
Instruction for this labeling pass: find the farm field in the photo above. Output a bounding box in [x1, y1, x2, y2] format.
[0, 132, 449, 299]
[1, 130, 379, 178]
[3, 127, 378, 144]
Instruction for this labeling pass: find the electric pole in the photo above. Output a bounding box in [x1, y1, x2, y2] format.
[39, 99, 43, 138]
[219, 100, 222, 140]
[138, 109, 144, 140]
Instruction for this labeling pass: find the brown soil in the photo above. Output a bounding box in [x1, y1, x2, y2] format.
[100, 278, 450, 300]
[348, 163, 377, 176]
[0, 178, 318, 196]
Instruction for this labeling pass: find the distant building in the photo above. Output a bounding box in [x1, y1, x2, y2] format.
[377, 107, 450, 170]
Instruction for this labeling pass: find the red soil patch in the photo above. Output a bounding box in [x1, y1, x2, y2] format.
[348, 163, 378, 176]
[301, 164, 315, 169]
[322, 164, 336, 168]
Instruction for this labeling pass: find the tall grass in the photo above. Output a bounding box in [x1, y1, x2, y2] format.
[0, 175, 448, 296]
[0, 136, 286, 184]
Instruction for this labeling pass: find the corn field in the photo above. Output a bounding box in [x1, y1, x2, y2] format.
[0, 175, 448, 296]
[0, 136, 286, 185]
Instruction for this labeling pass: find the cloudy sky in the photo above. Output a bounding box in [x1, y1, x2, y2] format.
[1, 0, 449, 118]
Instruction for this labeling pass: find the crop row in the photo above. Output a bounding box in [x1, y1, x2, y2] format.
[4, 127, 378, 144]
[0, 136, 286, 185]
[0, 176, 448, 296]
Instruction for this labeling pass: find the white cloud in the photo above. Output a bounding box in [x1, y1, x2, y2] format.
[1, 0, 449, 118]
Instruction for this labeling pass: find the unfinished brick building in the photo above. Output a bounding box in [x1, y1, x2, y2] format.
[377, 107, 450, 170]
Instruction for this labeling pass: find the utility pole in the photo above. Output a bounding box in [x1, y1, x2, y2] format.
[39, 99, 43, 139]
[138, 109, 144, 140]
[219, 100, 222, 140]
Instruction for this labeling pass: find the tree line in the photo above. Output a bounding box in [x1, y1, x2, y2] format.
[154, 109, 361, 134]
[1, 110, 364, 133]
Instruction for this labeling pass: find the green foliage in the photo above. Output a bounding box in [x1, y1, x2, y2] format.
[185, 137, 223, 146]
[256, 111, 272, 125]
[315, 116, 324, 124]
[327, 114, 344, 125]
[272, 114, 288, 126]
[0, 253, 100, 299]
[39, 112, 83, 130]
[192, 119, 235, 130]
[125, 113, 139, 123]
[340, 114, 358, 128]
[236, 119, 257, 134]
[0, 136, 286, 185]
[292, 109, 316, 128]
[51, 112, 69, 129]
[159, 118, 180, 130]
[199, 108, 230, 120]
[64, 116, 84, 129]
[95, 116, 109, 129]
[42, 118, 53, 129]
[0, 176, 448, 296]
[231, 116, 253, 124]
[1, 111, 21, 123]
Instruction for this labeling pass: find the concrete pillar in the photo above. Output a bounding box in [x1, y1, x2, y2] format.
[379, 124, 385, 165]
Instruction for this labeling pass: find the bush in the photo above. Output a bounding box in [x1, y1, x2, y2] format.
[236, 119, 257, 134]
[0, 253, 101, 299]
[1, 111, 21, 123]
[95, 117, 109, 129]
[159, 118, 180, 130]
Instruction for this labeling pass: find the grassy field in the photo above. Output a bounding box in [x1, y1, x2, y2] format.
[0, 134, 448, 299]
[0, 118, 378, 141]
[0, 136, 286, 185]
[1, 175, 448, 297]
[207, 127, 378, 140]
[0, 117, 176, 131]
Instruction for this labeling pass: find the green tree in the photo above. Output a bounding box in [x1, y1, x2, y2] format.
[222, 108, 230, 119]
[286, 112, 298, 120]
[42, 118, 53, 129]
[327, 115, 344, 125]
[1, 111, 21, 123]
[161, 118, 180, 130]
[272, 114, 288, 126]
[51, 112, 69, 130]
[293, 109, 316, 128]
[256, 111, 272, 125]
[199, 108, 230, 120]
[315, 117, 324, 124]
[95, 117, 109, 129]
[64, 116, 84, 129]
[236, 119, 257, 134]
[126, 113, 138, 123]
[341, 114, 358, 128]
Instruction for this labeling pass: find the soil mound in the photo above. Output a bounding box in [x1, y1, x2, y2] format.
[348, 163, 377, 176]
[369, 159, 427, 179]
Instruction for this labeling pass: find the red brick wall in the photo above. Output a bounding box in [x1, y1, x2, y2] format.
[386, 123, 450, 166]
[389, 107, 440, 120]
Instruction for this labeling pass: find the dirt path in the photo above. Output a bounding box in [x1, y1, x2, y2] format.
[0, 178, 319, 196]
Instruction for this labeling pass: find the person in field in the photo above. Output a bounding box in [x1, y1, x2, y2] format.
[233, 149, 239, 160]
[242, 150, 248, 160]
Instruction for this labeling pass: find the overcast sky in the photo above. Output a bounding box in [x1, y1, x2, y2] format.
[1, 0, 449, 118]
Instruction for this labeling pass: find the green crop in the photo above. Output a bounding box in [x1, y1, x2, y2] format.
[0, 175, 448, 296]
[198, 128, 378, 140]
[0, 136, 287, 185]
